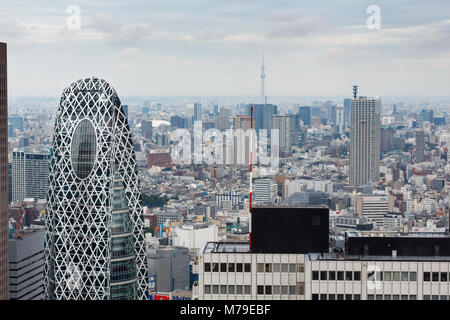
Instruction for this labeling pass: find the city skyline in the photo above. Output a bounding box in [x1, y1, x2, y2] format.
[1, 1, 450, 97]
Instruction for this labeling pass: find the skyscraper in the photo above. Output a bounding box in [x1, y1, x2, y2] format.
[44, 77, 148, 300]
[12, 150, 51, 202]
[270, 115, 296, 153]
[298, 106, 311, 126]
[415, 130, 425, 163]
[0, 42, 9, 300]
[194, 102, 202, 122]
[246, 104, 277, 132]
[350, 96, 381, 187]
[233, 115, 252, 165]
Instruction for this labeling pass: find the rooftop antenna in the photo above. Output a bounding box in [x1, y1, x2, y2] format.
[352, 84, 359, 99]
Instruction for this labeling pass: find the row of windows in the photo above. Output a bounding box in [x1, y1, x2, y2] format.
[204, 263, 251, 273]
[424, 295, 449, 300]
[257, 263, 304, 273]
[313, 294, 361, 300]
[257, 283, 304, 295]
[368, 295, 416, 300]
[367, 271, 417, 282]
[204, 284, 305, 295]
[204, 285, 251, 295]
[424, 272, 449, 282]
[312, 271, 361, 281]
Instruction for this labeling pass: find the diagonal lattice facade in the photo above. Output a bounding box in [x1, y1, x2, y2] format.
[44, 77, 148, 300]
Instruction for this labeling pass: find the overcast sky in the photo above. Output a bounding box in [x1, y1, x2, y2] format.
[1, 0, 450, 97]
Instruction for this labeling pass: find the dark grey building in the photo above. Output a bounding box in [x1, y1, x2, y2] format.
[246, 104, 277, 131]
[9, 228, 45, 300]
[147, 247, 190, 292]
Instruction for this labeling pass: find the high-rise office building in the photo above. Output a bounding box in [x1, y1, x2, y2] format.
[12, 150, 51, 202]
[141, 120, 153, 139]
[343, 98, 351, 127]
[415, 130, 425, 163]
[334, 106, 345, 135]
[350, 96, 381, 187]
[270, 115, 296, 153]
[9, 228, 45, 300]
[44, 77, 148, 300]
[233, 115, 252, 165]
[194, 103, 202, 122]
[246, 104, 277, 132]
[0, 42, 9, 300]
[298, 106, 311, 126]
[217, 107, 230, 131]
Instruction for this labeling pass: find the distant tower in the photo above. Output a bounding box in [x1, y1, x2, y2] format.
[260, 52, 266, 105]
[350, 87, 381, 187]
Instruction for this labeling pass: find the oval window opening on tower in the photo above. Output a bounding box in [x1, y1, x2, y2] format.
[71, 119, 97, 179]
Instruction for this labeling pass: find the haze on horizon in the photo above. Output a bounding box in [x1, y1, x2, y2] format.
[1, 0, 450, 97]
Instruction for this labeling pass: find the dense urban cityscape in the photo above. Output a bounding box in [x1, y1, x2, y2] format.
[0, 1, 450, 308]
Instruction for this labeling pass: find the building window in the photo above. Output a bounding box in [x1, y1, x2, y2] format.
[401, 272, 409, 281]
[441, 296, 448, 300]
[244, 263, 251, 272]
[320, 294, 327, 300]
[212, 263, 219, 272]
[337, 271, 344, 280]
[401, 295, 408, 300]
[228, 285, 235, 294]
[368, 295, 375, 300]
[354, 271, 361, 281]
[432, 272, 439, 282]
[212, 285, 219, 294]
[244, 285, 251, 295]
[328, 294, 336, 300]
[220, 285, 227, 294]
[432, 295, 439, 300]
[312, 294, 319, 300]
[376, 295, 383, 300]
[204, 263, 211, 272]
[345, 271, 353, 281]
[297, 282, 305, 295]
[236, 285, 243, 294]
[265, 286, 272, 295]
[354, 294, 361, 300]
[265, 263, 272, 272]
[312, 271, 319, 280]
[441, 272, 448, 282]
[289, 286, 296, 295]
[257, 285, 264, 295]
[423, 295, 430, 300]
[236, 263, 243, 272]
[345, 294, 352, 300]
[410, 272, 417, 282]
[392, 295, 400, 300]
[384, 295, 391, 300]
[384, 271, 392, 281]
[320, 271, 327, 280]
[289, 263, 296, 273]
[281, 263, 288, 272]
[410, 295, 416, 300]
[204, 285, 211, 294]
[297, 263, 305, 273]
[257, 263, 264, 273]
[281, 286, 288, 295]
[220, 263, 227, 272]
[424, 272, 430, 281]
[393, 271, 400, 281]
[273, 263, 280, 272]
[273, 286, 280, 295]
[337, 294, 344, 300]
[228, 263, 235, 272]
[329, 271, 336, 280]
